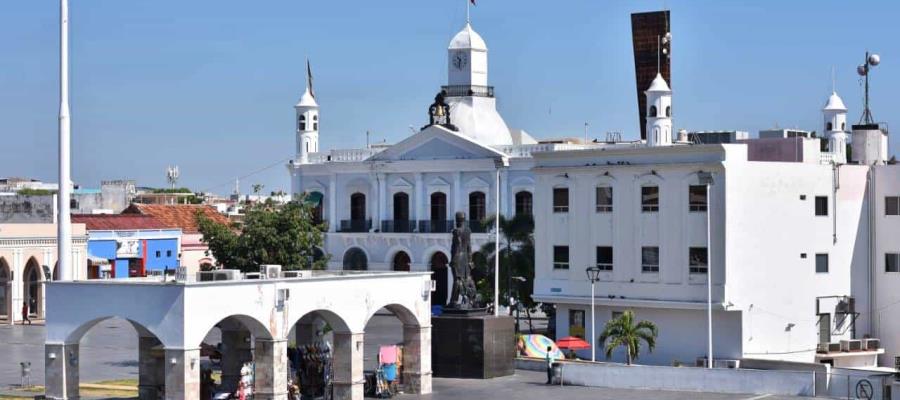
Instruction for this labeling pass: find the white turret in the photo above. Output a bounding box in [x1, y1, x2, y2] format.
[295, 79, 319, 164]
[823, 91, 848, 164]
[645, 73, 673, 147]
[448, 23, 487, 87]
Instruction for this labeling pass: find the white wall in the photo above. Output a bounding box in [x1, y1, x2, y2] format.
[873, 165, 900, 364]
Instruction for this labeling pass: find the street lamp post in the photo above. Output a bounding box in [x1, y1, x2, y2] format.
[585, 266, 602, 362]
[698, 171, 715, 369]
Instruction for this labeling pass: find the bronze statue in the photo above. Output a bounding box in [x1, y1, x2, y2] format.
[449, 211, 478, 309]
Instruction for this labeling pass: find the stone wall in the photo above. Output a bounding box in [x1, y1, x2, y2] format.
[0, 195, 54, 223]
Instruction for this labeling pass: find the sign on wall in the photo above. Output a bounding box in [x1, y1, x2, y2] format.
[116, 239, 140, 258]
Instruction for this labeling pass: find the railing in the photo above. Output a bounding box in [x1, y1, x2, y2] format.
[418, 220, 453, 233]
[819, 152, 835, 165]
[381, 220, 416, 233]
[339, 219, 371, 233]
[493, 143, 593, 158]
[441, 85, 494, 98]
[306, 148, 386, 164]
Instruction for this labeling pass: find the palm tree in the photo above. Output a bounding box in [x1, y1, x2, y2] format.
[598, 310, 658, 365]
[474, 214, 535, 326]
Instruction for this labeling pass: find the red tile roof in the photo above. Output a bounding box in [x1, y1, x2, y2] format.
[72, 214, 170, 231]
[121, 204, 230, 233]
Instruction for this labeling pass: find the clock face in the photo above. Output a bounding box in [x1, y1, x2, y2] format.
[452, 51, 468, 70]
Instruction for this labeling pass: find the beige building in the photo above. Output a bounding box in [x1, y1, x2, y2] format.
[0, 223, 87, 323]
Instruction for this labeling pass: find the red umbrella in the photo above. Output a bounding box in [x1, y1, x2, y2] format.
[555, 336, 591, 350]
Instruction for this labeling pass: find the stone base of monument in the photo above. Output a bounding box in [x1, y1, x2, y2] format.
[431, 312, 515, 379]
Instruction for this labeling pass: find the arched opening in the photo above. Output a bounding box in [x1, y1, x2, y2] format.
[0, 258, 9, 321]
[469, 191, 486, 223]
[515, 191, 533, 216]
[827, 122, 833, 131]
[392, 251, 411, 272]
[289, 309, 352, 399]
[350, 192, 366, 221]
[313, 115, 319, 131]
[430, 252, 450, 307]
[362, 304, 424, 396]
[299, 114, 306, 131]
[53, 261, 59, 281]
[666, 105, 671, 117]
[429, 192, 447, 232]
[198, 315, 275, 399]
[23, 257, 41, 318]
[343, 247, 368, 271]
[649, 105, 657, 117]
[308, 191, 324, 225]
[392, 192, 410, 232]
[57, 317, 167, 399]
[841, 122, 846, 131]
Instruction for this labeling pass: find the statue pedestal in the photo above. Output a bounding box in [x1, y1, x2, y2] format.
[431, 313, 515, 379]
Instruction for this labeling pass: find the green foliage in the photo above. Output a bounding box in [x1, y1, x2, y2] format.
[598, 310, 658, 365]
[150, 187, 194, 194]
[473, 214, 535, 313]
[16, 188, 56, 196]
[197, 195, 329, 272]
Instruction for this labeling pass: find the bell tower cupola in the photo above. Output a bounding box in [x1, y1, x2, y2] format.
[645, 73, 673, 147]
[823, 91, 848, 164]
[295, 62, 319, 164]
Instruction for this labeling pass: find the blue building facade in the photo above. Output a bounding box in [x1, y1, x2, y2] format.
[85, 229, 181, 278]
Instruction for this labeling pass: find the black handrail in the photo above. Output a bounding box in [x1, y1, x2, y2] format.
[441, 85, 494, 98]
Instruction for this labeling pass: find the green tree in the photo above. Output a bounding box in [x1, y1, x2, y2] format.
[598, 310, 658, 365]
[197, 195, 328, 272]
[474, 214, 535, 321]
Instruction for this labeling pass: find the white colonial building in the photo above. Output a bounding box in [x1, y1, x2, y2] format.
[532, 77, 900, 368]
[288, 22, 594, 306]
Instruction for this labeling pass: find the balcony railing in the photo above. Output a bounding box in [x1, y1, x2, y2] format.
[339, 219, 372, 233]
[381, 220, 416, 233]
[418, 220, 453, 233]
[441, 85, 494, 98]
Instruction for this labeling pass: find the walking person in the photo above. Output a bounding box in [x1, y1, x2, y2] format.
[21, 301, 30, 325]
[545, 346, 555, 384]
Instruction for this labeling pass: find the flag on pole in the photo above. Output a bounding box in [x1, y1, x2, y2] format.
[306, 59, 315, 99]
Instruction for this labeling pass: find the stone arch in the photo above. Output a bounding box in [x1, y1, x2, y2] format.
[65, 315, 165, 346]
[0, 257, 8, 320]
[23, 257, 42, 317]
[342, 247, 369, 271]
[363, 303, 423, 329]
[294, 308, 353, 335]
[198, 314, 274, 347]
[384, 245, 413, 265]
[392, 251, 412, 272]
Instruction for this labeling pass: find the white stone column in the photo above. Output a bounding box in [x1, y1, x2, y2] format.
[453, 172, 462, 215]
[500, 169, 510, 217]
[138, 336, 165, 399]
[402, 325, 432, 394]
[329, 174, 337, 233]
[377, 173, 387, 229]
[332, 332, 364, 400]
[254, 338, 288, 400]
[45, 343, 79, 400]
[414, 173, 424, 226]
[164, 348, 201, 400]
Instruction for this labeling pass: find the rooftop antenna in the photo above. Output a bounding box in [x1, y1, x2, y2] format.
[657, 35, 661, 74]
[166, 165, 180, 189]
[857, 50, 881, 124]
[233, 177, 240, 196]
[366, 130, 370, 148]
[831, 65, 835, 93]
[584, 122, 589, 144]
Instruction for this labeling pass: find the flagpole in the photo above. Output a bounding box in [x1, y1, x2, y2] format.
[58, 0, 73, 281]
[466, 0, 470, 23]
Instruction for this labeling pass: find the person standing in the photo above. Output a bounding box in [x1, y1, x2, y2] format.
[21, 301, 30, 325]
[545, 346, 555, 384]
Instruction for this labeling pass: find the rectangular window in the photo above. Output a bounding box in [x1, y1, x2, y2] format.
[596, 246, 613, 271]
[886, 196, 900, 216]
[641, 246, 659, 273]
[886, 253, 900, 273]
[155, 251, 161, 258]
[553, 188, 569, 213]
[568, 310, 585, 339]
[641, 186, 659, 212]
[553, 246, 569, 269]
[167, 250, 172, 257]
[815, 253, 829, 273]
[689, 185, 708, 212]
[815, 196, 828, 216]
[689, 247, 708, 274]
[595, 187, 613, 212]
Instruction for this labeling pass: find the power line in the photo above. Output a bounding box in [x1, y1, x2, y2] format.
[199, 158, 291, 194]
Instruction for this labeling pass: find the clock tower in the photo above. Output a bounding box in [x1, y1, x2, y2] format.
[448, 23, 487, 87]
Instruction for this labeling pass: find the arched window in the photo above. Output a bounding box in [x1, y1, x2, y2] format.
[841, 122, 846, 131]
[665, 106, 671, 117]
[342, 248, 368, 271]
[430, 192, 447, 221]
[827, 122, 833, 131]
[308, 191, 324, 224]
[393, 192, 410, 223]
[649, 105, 657, 117]
[515, 191, 533, 216]
[469, 191, 486, 222]
[392, 251, 411, 272]
[299, 115, 306, 131]
[350, 193, 366, 221]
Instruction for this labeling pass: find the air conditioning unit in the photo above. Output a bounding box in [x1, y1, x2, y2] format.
[862, 338, 880, 351]
[713, 359, 740, 369]
[840, 339, 862, 352]
[695, 357, 709, 368]
[197, 269, 242, 282]
[197, 271, 215, 282]
[827, 342, 842, 352]
[243, 272, 261, 280]
[282, 271, 304, 278]
[817, 343, 830, 353]
[260, 264, 282, 279]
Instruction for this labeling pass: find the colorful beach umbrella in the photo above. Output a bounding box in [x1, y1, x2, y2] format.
[518, 334, 564, 359]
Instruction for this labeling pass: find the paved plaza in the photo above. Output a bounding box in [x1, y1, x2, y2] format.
[0, 317, 811, 400]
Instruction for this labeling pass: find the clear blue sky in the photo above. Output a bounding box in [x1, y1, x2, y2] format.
[1, 1, 897, 195]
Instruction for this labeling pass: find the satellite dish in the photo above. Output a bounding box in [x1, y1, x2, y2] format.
[857, 64, 867, 76]
[665, 32, 672, 41]
[868, 53, 880, 66]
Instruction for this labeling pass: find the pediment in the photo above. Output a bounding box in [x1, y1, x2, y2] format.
[369, 125, 506, 162]
[391, 177, 413, 188]
[465, 177, 490, 188]
[429, 177, 450, 187]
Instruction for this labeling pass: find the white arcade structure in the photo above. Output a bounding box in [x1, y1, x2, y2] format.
[44, 269, 433, 400]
